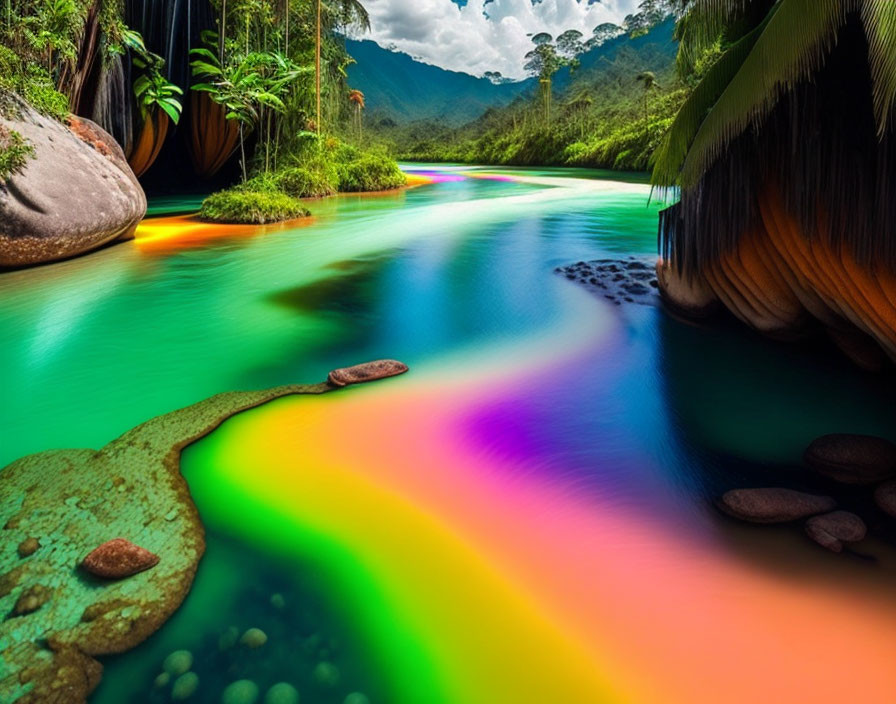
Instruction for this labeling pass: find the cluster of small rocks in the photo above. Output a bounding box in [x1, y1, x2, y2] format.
[555, 257, 659, 306]
[149, 590, 373, 704]
[718, 433, 896, 552]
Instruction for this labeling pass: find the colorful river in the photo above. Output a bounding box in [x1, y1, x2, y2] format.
[2, 166, 896, 703]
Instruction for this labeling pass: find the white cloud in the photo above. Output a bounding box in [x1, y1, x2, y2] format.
[356, 0, 641, 80]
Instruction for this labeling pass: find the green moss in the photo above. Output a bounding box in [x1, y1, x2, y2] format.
[336, 153, 407, 193]
[275, 166, 338, 198]
[0, 126, 34, 181]
[198, 189, 310, 225]
[0, 47, 69, 121]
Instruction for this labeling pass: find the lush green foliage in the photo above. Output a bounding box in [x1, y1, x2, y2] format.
[378, 29, 682, 172]
[336, 148, 406, 192]
[0, 125, 34, 180]
[0, 46, 68, 120]
[652, 0, 896, 188]
[198, 189, 309, 224]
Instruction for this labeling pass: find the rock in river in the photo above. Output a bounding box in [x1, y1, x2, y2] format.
[328, 359, 409, 387]
[0, 95, 146, 268]
[82, 538, 160, 579]
[804, 433, 896, 485]
[718, 488, 836, 523]
[805, 511, 867, 552]
[874, 480, 896, 518]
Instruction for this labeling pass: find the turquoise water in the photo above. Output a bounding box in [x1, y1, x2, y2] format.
[2, 165, 896, 703]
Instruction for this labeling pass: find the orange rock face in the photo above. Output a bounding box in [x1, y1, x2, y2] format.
[328, 360, 409, 387]
[82, 539, 160, 579]
[659, 190, 896, 364]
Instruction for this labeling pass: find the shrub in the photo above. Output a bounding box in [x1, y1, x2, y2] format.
[198, 189, 310, 224]
[337, 152, 406, 193]
[276, 165, 338, 198]
[0, 47, 69, 121]
[0, 126, 34, 181]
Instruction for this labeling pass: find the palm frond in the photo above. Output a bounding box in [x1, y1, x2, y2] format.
[862, 0, 896, 137]
[679, 0, 848, 189]
[651, 17, 764, 187]
[675, 0, 750, 75]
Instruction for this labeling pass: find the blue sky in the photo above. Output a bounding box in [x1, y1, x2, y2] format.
[358, 0, 641, 79]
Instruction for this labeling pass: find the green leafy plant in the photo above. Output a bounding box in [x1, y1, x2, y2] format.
[129, 31, 183, 124]
[0, 125, 34, 181]
[198, 188, 309, 224]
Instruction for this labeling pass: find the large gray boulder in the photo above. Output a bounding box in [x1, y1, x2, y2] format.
[0, 95, 145, 268]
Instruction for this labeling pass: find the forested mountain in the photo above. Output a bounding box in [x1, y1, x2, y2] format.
[359, 18, 679, 170]
[345, 40, 533, 126]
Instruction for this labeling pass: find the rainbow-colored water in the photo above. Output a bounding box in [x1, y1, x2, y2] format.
[2, 166, 896, 703]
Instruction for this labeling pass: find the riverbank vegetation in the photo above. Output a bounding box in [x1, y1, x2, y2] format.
[0, 0, 406, 224]
[369, 3, 684, 171]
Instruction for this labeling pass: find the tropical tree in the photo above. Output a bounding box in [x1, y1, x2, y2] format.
[653, 0, 896, 277]
[635, 70, 659, 140]
[556, 29, 585, 59]
[191, 44, 304, 180]
[348, 87, 364, 141]
[314, 0, 370, 133]
[591, 22, 624, 48]
[524, 33, 565, 126]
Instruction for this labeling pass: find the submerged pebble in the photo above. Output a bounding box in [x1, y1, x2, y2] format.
[222, 679, 260, 704]
[344, 694, 370, 704]
[172, 672, 199, 700]
[240, 627, 268, 648]
[163, 650, 193, 676]
[264, 682, 300, 704]
[312, 661, 340, 688]
[154, 672, 170, 688]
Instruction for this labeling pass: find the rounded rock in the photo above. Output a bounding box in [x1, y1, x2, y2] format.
[327, 360, 408, 387]
[163, 650, 194, 676]
[270, 593, 286, 609]
[805, 511, 867, 552]
[240, 627, 268, 648]
[0, 99, 146, 268]
[172, 672, 200, 700]
[874, 480, 896, 518]
[804, 433, 896, 485]
[718, 488, 836, 523]
[312, 661, 340, 688]
[82, 538, 160, 579]
[17, 537, 40, 558]
[344, 694, 370, 704]
[154, 672, 171, 688]
[222, 680, 260, 704]
[264, 682, 300, 704]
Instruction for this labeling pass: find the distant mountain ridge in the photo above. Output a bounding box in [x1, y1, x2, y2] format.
[345, 40, 533, 126]
[345, 20, 676, 127]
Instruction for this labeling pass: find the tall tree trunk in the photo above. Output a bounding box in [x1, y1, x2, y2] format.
[219, 0, 226, 65]
[284, 0, 289, 56]
[315, 0, 321, 133]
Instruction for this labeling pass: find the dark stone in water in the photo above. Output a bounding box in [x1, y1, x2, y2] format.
[874, 480, 896, 518]
[555, 257, 659, 308]
[804, 511, 867, 552]
[327, 360, 409, 387]
[804, 433, 896, 485]
[719, 488, 836, 523]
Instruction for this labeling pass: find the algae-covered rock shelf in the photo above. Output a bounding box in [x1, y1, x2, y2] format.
[0, 381, 333, 702]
